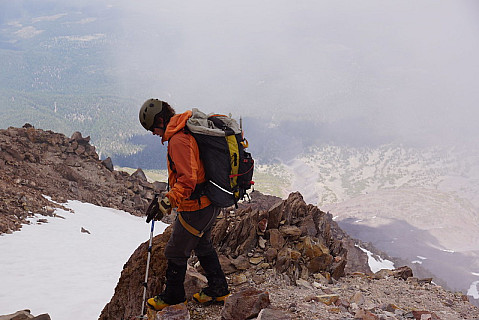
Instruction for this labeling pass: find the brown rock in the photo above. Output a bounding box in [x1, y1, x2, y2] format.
[184, 266, 207, 299]
[232, 273, 248, 286]
[354, 308, 379, 320]
[350, 291, 365, 306]
[218, 255, 237, 274]
[153, 303, 190, 320]
[408, 311, 441, 320]
[132, 168, 148, 181]
[266, 201, 283, 229]
[269, 229, 285, 249]
[264, 248, 277, 262]
[392, 266, 414, 280]
[221, 287, 271, 320]
[0, 309, 34, 320]
[218, 255, 236, 274]
[315, 294, 340, 305]
[279, 225, 302, 238]
[250, 256, 265, 265]
[70, 131, 90, 144]
[307, 253, 333, 273]
[257, 308, 291, 320]
[276, 247, 291, 273]
[231, 255, 250, 270]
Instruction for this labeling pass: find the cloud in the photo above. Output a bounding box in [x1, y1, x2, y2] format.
[14, 26, 44, 39]
[32, 13, 68, 23]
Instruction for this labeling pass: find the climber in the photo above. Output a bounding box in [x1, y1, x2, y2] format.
[138, 98, 230, 311]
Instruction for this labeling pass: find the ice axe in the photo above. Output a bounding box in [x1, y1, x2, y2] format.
[140, 194, 160, 318]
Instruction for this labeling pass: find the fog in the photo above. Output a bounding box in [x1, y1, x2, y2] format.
[3, 0, 479, 147]
[110, 0, 479, 146]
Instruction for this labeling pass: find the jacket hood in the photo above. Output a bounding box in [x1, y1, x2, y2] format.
[162, 110, 192, 143]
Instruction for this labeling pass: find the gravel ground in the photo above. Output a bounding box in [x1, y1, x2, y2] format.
[187, 269, 479, 320]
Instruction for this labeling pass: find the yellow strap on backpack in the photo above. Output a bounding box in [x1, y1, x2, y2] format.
[226, 135, 239, 198]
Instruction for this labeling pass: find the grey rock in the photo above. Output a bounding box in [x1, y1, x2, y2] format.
[102, 157, 114, 171]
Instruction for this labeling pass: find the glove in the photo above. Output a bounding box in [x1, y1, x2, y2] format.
[146, 194, 161, 223]
[158, 196, 172, 216]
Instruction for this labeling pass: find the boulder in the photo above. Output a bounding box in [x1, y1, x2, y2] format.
[257, 308, 292, 320]
[132, 168, 148, 181]
[221, 287, 271, 320]
[102, 157, 114, 171]
[147, 303, 190, 320]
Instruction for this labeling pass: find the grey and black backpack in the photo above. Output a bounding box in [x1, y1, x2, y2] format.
[186, 109, 254, 208]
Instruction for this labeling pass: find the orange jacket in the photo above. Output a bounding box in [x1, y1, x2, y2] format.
[162, 111, 211, 212]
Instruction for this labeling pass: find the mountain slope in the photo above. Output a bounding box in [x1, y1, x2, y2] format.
[278, 144, 479, 303]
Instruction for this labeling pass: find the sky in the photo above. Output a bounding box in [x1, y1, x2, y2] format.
[111, 0, 479, 146]
[0, 199, 167, 319]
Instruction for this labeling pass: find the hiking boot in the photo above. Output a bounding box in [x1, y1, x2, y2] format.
[147, 260, 187, 311]
[193, 288, 230, 304]
[196, 252, 230, 304]
[147, 293, 186, 311]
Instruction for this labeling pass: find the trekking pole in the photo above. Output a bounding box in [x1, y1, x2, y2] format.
[140, 219, 155, 318]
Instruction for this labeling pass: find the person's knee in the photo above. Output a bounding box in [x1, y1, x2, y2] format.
[165, 243, 190, 263]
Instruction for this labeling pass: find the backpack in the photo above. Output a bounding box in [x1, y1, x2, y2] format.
[186, 108, 254, 208]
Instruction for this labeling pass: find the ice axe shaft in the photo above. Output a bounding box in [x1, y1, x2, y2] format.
[140, 219, 155, 317]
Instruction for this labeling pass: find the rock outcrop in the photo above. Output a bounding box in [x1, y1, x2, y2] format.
[0, 125, 166, 234]
[98, 227, 172, 320]
[0, 310, 51, 320]
[99, 191, 372, 320]
[213, 191, 369, 281]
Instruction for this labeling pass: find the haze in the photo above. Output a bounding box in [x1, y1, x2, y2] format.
[2, 0, 479, 146]
[108, 0, 479, 146]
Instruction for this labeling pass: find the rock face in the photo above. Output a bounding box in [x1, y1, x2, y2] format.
[0, 125, 166, 235]
[99, 191, 372, 320]
[213, 191, 370, 282]
[98, 227, 172, 320]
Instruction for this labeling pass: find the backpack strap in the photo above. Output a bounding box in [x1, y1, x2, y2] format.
[178, 213, 204, 237]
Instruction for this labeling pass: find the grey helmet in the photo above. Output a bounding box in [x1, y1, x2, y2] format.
[139, 98, 163, 131]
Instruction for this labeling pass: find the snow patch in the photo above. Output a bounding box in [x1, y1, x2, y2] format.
[468, 281, 479, 299]
[440, 249, 455, 253]
[0, 200, 167, 319]
[355, 245, 395, 273]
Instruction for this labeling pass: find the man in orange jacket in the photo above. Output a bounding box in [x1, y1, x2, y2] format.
[139, 98, 230, 311]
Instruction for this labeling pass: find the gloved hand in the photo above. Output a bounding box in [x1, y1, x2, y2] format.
[146, 194, 161, 223]
[158, 196, 172, 216]
[145, 194, 172, 223]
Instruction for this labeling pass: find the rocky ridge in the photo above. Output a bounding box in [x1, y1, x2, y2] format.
[99, 191, 479, 320]
[0, 124, 166, 234]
